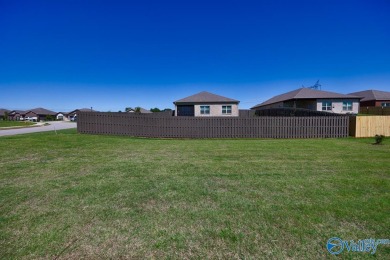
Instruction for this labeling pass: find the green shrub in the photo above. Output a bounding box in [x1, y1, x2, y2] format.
[45, 115, 54, 121]
[374, 134, 385, 144]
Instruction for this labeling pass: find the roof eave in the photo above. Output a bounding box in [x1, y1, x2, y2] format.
[174, 101, 240, 105]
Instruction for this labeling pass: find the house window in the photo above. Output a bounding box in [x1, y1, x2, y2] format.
[222, 105, 232, 114]
[381, 102, 390, 107]
[342, 101, 353, 111]
[200, 106, 210, 115]
[322, 101, 332, 111]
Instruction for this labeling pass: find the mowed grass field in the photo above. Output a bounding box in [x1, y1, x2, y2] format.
[0, 129, 389, 259]
[0, 121, 35, 128]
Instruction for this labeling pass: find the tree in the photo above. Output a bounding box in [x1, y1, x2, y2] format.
[150, 107, 161, 112]
[3, 111, 9, 121]
[125, 107, 142, 113]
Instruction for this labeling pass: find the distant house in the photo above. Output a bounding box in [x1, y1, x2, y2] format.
[173, 91, 240, 117]
[24, 108, 57, 121]
[0, 109, 10, 120]
[127, 107, 152, 113]
[23, 111, 39, 121]
[251, 88, 360, 114]
[8, 110, 26, 121]
[56, 112, 69, 121]
[348, 89, 390, 107]
[67, 108, 97, 121]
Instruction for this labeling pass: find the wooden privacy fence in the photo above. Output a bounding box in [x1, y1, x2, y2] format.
[349, 116, 390, 137]
[78, 112, 349, 138]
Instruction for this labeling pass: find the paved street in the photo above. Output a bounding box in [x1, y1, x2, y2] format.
[0, 121, 77, 137]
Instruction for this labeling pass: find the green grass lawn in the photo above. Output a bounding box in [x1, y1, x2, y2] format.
[0, 121, 35, 128]
[0, 129, 389, 259]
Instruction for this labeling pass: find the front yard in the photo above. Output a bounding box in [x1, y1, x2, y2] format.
[0, 129, 389, 258]
[0, 121, 35, 128]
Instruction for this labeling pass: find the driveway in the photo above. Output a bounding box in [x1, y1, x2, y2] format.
[0, 121, 77, 137]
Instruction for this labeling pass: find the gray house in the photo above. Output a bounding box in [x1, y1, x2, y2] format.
[251, 88, 361, 114]
[127, 107, 152, 113]
[174, 91, 240, 117]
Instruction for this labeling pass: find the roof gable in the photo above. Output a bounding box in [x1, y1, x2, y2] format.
[251, 88, 360, 109]
[66, 108, 97, 115]
[29, 107, 57, 115]
[348, 89, 390, 102]
[8, 110, 26, 115]
[174, 91, 239, 104]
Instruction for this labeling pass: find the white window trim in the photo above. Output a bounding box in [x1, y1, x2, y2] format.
[322, 101, 332, 111]
[222, 105, 232, 115]
[200, 105, 210, 115]
[342, 101, 353, 111]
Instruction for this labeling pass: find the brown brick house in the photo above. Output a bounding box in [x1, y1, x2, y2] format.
[24, 108, 57, 121]
[8, 110, 25, 121]
[348, 89, 390, 107]
[8, 108, 57, 121]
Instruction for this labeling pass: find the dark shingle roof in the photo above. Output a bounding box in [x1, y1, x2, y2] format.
[174, 91, 239, 104]
[251, 88, 360, 109]
[66, 108, 97, 115]
[348, 89, 390, 102]
[0, 109, 10, 116]
[77, 108, 97, 112]
[9, 110, 26, 114]
[29, 107, 57, 115]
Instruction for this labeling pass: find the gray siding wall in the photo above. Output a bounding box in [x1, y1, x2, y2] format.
[194, 104, 239, 117]
[316, 99, 360, 114]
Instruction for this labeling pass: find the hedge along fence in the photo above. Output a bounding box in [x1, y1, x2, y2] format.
[77, 112, 349, 138]
[254, 107, 345, 117]
[359, 106, 390, 115]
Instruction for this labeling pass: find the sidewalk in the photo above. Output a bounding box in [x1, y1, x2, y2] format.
[0, 121, 77, 137]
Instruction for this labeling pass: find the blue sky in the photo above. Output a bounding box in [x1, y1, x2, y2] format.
[0, 0, 389, 111]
